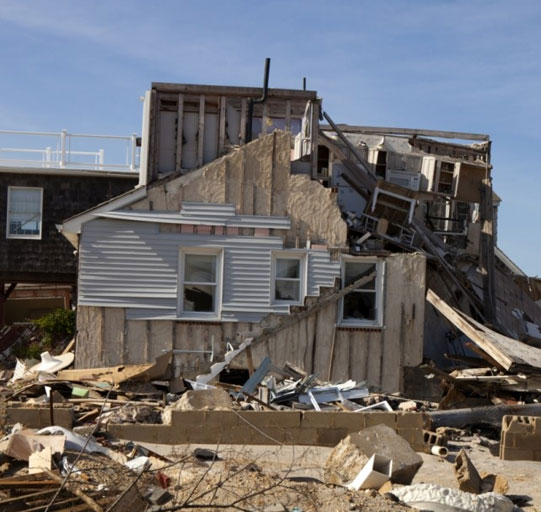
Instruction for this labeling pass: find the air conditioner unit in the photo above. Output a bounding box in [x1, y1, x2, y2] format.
[386, 169, 421, 191]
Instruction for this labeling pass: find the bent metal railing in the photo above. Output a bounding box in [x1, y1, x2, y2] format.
[0, 129, 139, 172]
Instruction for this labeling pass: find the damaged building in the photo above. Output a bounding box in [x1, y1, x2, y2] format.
[60, 76, 541, 394]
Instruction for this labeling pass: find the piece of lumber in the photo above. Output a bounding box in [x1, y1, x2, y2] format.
[427, 289, 541, 372]
[44, 469, 103, 512]
[218, 95, 226, 154]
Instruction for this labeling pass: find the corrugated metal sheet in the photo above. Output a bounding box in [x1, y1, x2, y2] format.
[79, 218, 341, 322]
[97, 201, 290, 229]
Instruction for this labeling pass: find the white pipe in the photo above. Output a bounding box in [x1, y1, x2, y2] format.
[431, 445, 449, 457]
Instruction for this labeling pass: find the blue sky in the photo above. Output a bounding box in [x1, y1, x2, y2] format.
[1, 1, 541, 274]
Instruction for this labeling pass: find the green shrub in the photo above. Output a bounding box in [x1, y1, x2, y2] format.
[32, 309, 75, 346]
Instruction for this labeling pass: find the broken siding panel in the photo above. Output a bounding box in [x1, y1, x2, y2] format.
[307, 250, 341, 296]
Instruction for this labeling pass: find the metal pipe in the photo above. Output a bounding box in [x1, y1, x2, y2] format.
[245, 58, 270, 144]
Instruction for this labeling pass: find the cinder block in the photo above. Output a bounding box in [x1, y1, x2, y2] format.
[500, 447, 535, 461]
[398, 428, 425, 450]
[202, 411, 239, 427]
[236, 411, 301, 428]
[281, 428, 319, 446]
[396, 413, 426, 430]
[332, 412, 366, 431]
[301, 411, 337, 428]
[5, 404, 73, 429]
[502, 415, 537, 434]
[170, 410, 207, 426]
[364, 412, 396, 428]
[316, 428, 349, 446]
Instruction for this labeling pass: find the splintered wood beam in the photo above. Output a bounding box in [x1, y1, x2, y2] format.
[175, 93, 184, 172]
[218, 95, 226, 155]
[197, 94, 205, 167]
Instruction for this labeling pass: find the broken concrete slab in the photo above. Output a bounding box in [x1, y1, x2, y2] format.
[325, 424, 423, 485]
[454, 448, 482, 494]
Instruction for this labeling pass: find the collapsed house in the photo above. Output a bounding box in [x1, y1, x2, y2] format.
[59, 78, 541, 394]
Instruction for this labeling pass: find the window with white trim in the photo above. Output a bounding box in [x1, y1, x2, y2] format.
[7, 187, 43, 239]
[272, 253, 305, 305]
[340, 258, 384, 326]
[179, 250, 222, 317]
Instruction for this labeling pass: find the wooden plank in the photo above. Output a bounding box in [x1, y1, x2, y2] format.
[261, 101, 268, 136]
[285, 100, 291, 131]
[427, 289, 541, 372]
[319, 124, 490, 142]
[44, 469, 103, 512]
[197, 94, 205, 167]
[310, 100, 319, 179]
[239, 98, 247, 144]
[218, 95, 226, 154]
[175, 93, 184, 172]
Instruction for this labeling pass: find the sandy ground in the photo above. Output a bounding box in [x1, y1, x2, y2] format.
[142, 439, 541, 511]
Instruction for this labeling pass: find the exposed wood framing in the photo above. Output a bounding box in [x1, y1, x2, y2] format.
[285, 100, 291, 131]
[261, 102, 268, 136]
[218, 95, 226, 154]
[175, 93, 184, 172]
[320, 124, 490, 142]
[311, 100, 320, 179]
[239, 98, 247, 144]
[197, 94, 205, 167]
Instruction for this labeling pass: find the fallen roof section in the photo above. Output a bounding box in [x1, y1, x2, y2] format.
[427, 289, 541, 373]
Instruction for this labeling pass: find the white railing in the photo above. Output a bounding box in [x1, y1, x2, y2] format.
[0, 129, 139, 172]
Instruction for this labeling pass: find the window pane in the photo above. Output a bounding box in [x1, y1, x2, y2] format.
[9, 188, 41, 235]
[275, 279, 300, 302]
[184, 284, 215, 312]
[184, 254, 216, 283]
[344, 262, 376, 290]
[343, 291, 376, 321]
[276, 258, 300, 279]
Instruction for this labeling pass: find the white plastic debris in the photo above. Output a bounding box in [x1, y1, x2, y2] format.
[391, 483, 514, 512]
[37, 426, 109, 455]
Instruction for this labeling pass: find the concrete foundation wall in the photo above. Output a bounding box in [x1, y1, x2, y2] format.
[500, 415, 541, 461]
[108, 410, 426, 450]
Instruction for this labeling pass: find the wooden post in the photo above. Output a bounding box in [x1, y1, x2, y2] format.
[218, 95, 226, 155]
[0, 283, 16, 326]
[175, 93, 184, 172]
[479, 141, 497, 326]
[197, 95, 205, 167]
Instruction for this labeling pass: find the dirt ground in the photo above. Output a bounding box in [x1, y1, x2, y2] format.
[142, 439, 541, 511]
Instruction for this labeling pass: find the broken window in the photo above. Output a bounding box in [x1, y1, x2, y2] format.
[375, 151, 387, 178]
[180, 251, 221, 316]
[272, 254, 305, 304]
[7, 187, 43, 239]
[340, 258, 384, 327]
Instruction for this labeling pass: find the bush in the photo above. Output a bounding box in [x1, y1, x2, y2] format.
[32, 308, 76, 346]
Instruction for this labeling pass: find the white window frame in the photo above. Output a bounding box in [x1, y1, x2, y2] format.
[339, 256, 385, 327]
[6, 186, 43, 240]
[178, 248, 223, 319]
[271, 251, 306, 306]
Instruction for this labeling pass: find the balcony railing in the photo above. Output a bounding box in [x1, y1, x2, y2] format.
[0, 129, 139, 172]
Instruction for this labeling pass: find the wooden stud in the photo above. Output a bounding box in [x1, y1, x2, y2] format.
[197, 94, 205, 167]
[175, 93, 184, 172]
[218, 95, 226, 155]
[261, 102, 268, 136]
[285, 100, 291, 132]
[239, 98, 247, 144]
